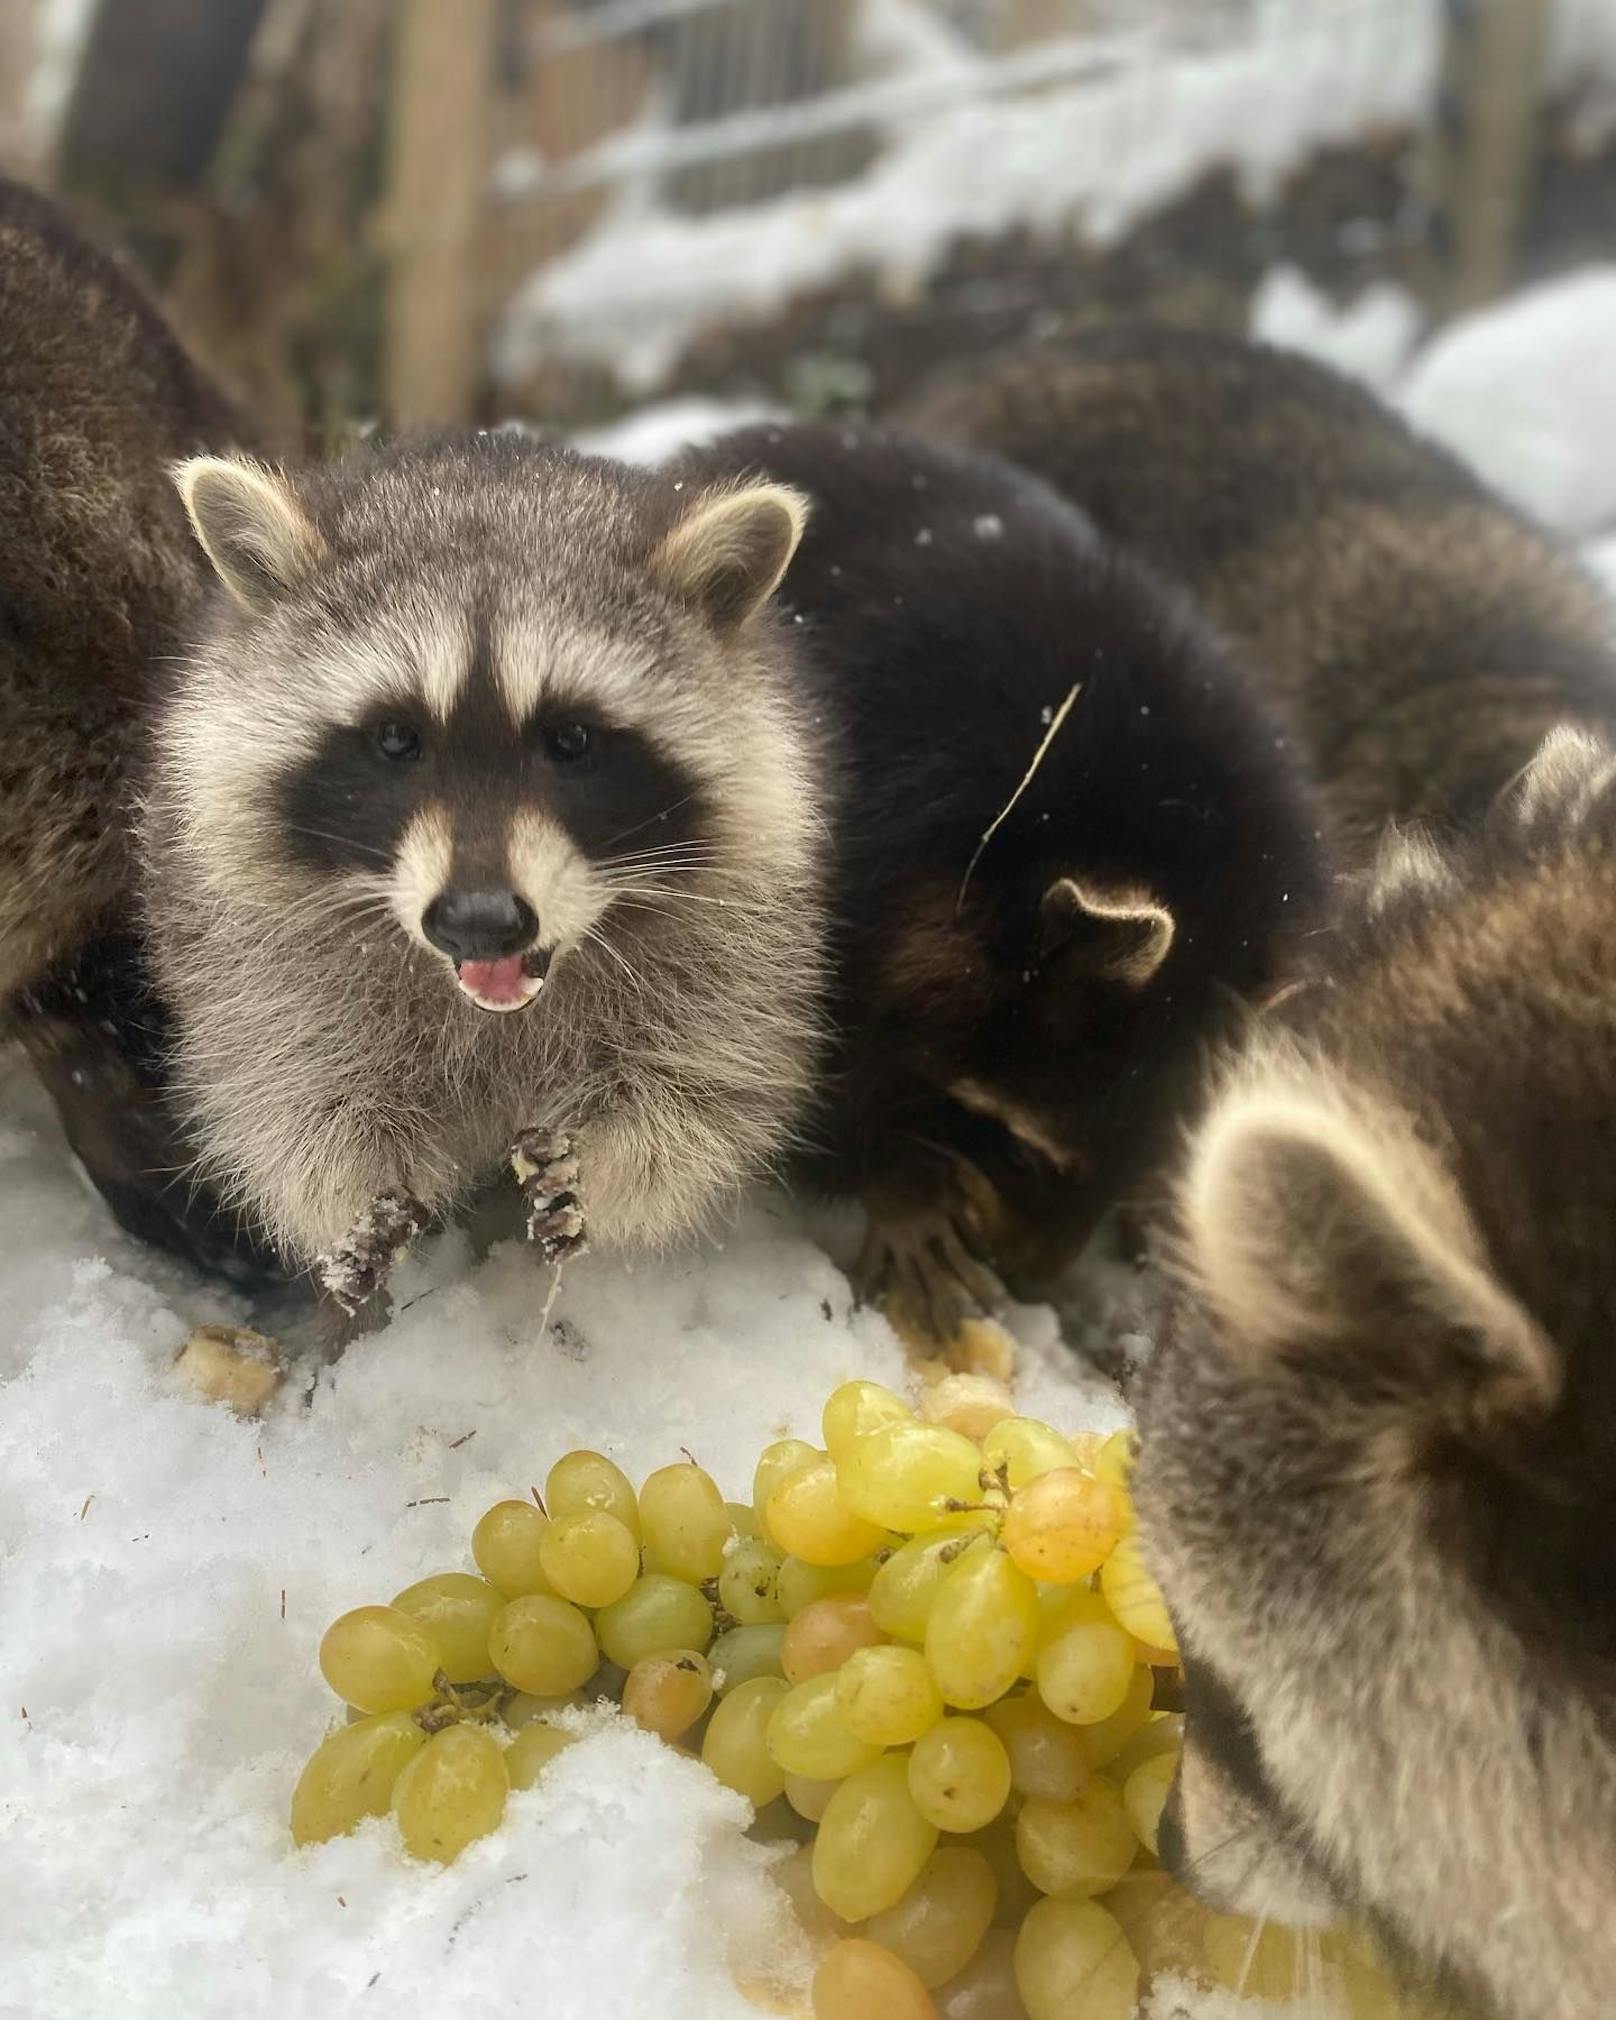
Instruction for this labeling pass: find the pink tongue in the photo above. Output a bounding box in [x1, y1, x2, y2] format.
[457, 956, 529, 1004]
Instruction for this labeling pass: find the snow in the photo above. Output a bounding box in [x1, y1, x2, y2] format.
[1248, 267, 1422, 396]
[573, 394, 786, 465]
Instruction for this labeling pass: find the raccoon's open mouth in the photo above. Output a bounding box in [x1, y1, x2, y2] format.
[454, 948, 552, 1014]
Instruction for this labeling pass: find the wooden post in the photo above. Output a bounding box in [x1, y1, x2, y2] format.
[385, 0, 499, 426]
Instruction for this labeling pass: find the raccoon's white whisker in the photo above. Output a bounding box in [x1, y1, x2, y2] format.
[580, 923, 639, 987]
[281, 824, 398, 865]
[1236, 1911, 1271, 1999]
[596, 793, 700, 852]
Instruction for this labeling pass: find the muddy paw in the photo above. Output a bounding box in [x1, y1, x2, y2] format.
[853, 1198, 1013, 1377]
[316, 1188, 430, 1317]
[510, 1128, 589, 1263]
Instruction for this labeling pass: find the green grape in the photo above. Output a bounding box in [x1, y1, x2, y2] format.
[867, 1522, 993, 1642]
[766, 1673, 884, 1780]
[1098, 1534, 1178, 1654]
[980, 1417, 1077, 1492]
[821, 1379, 912, 1460]
[836, 1423, 985, 1534]
[968, 1814, 1042, 1929]
[777, 1554, 880, 1619]
[537, 1509, 640, 1609]
[813, 1755, 939, 1921]
[595, 1573, 715, 1667]
[1014, 1897, 1139, 2020]
[784, 1771, 839, 1822]
[925, 1549, 1039, 1709]
[780, 1594, 883, 1683]
[766, 1458, 888, 1568]
[725, 1500, 763, 1540]
[702, 1674, 791, 1806]
[1015, 1780, 1137, 1897]
[835, 1644, 943, 1746]
[866, 1847, 998, 1989]
[289, 1711, 426, 1846]
[753, 1438, 821, 1522]
[1076, 1662, 1154, 1767]
[487, 1593, 598, 1695]
[709, 1623, 786, 1694]
[929, 1927, 1020, 2019]
[639, 1462, 733, 1582]
[983, 1692, 1092, 1802]
[1035, 1590, 1135, 1726]
[811, 1939, 938, 2020]
[390, 1573, 503, 1685]
[503, 1689, 588, 1727]
[318, 1605, 442, 1714]
[906, 1717, 1012, 1833]
[391, 1723, 509, 1864]
[544, 1449, 641, 1539]
[718, 1537, 786, 1625]
[1106, 1711, 1183, 1789]
[472, 1500, 556, 1599]
[621, 1649, 714, 1742]
[1122, 1748, 1179, 1854]
[505, 1720, 578, 1790]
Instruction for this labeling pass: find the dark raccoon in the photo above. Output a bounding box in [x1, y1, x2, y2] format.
[897, 325, 1616, 853]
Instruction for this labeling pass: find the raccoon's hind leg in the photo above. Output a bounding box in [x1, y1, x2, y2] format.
[316, 1188, 431, 1344]
[852, 1167, 1015, 1377]
[510, 1128, 588, 1263]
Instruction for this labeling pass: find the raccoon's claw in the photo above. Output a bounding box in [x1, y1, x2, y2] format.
[511, 1129, 589, 1263]
[853, 1193, 1011, 1374]
[317, 1187, 431, 1317]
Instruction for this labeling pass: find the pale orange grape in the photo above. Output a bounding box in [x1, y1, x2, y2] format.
[719, 1537, 786, 1625]
[822, 1380, 912, 1459]
[1035, 1590, 1136, 1726]
[622, 1649, 713, 1742]
[868, 1524, 992, 1642]
[785, 1771, 840, 1822]
[925, 1550, 1039, 1709]
[537, 1509, 640, 1608]
[906, 1717, 1012, 1833]
[983, 1693, 1091, 1802]
[781, 1594, 884, 1684]
[318, 1605, 442, 1713]
[767, 1673, 884, 1780]
[545, 1448, 641, 1539]
[702, 1674, 790, 1806]
[1000, 1470, 1121, 1584]
[933, 1928, 1021, 2020]
[472, 1500, 557, 1599]
[1077, 1663, 1155, 1768]
[777, 1554, 881, 1619]
[594, 1573, 714, 1667]
[867, 1848, 997, 1988]
[766, 1459, 889, 1568]
[812, 1939, 939, 2020]
[1014, 1780, 1137, 1898]
[639, 1463, 732, 1582]
[917, 1373, 1014, 1443]
[390, 1573, 504, 1685]
[1122, 1747, 1179, 1854]
[1098, 1534, 1177, 1653]
[1014, 1898, 1139, 2020]
[487, 1593, 598, 1695]
[503, 1688, 588, 1726]
[290, 1711, 426, 1845]
[504, 1720, 577, 1789]
[1106, 1712, 1183, 1789]
[391, 1722, 508, 1863]
[836, 1423, 985, 1533]
[753, 1438, 821, 1518]
[814, 1755, 939, 1921]
[709, 1623, 786, 1694]
[835, 1645, 943, 1746]
[981, 1418, 1077, 1492]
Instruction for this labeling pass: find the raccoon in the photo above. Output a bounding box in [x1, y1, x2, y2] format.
[897, 325, 1616, 854]
[1133, 727, 1616, 2019]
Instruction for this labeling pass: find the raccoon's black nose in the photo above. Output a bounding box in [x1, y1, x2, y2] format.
[421, 889, 538, 963]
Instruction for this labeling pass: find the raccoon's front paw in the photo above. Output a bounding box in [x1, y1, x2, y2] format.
[853, 1194, 1013, 1378]
[510, 1128, 589, 1264]
[316, 1188, 431, 1316]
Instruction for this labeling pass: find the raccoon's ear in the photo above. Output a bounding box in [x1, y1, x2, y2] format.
[1495, 723, 1616, 837]
[1182, 1075, 1560, 1420]
[174, 456, 325, 615]
[1040, 876, 1175, 988]
[653, 482, 808, 634]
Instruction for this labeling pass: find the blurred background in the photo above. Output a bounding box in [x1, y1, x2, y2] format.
[3, 0, 1615, 447]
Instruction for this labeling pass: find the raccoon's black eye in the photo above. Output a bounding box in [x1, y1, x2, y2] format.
[542, 721, 592, 764]
[376, 721, 421, 763]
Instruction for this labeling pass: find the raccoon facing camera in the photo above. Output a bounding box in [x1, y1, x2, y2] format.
[1133, 728, 1616, 2020]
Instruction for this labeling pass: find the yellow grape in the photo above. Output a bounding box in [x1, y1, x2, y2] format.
[916, 1373, 1014, 1443]
[784, 1772, 839, 1822]
[766, 1458, 888, 1568]
[289, 1711, 426, 1846]
[472, 1500, 556, 1599]
[1092, 1431, 1135, 1494]
[726, 1499, 764, 1540]
[867, 1523, 992, 1642]
[709, 1623, 786, 1694]
[835, 1645, 943, 1746]
[1077, 1663, 1155, 1768]
[1107, 1712, 1183, 1789]
[595, 1573, 714, 1667]
[812, 1939, 939, 2020]
[906, 1717, 1011, 1833]
[1014, 1898, 1139, 2020]
[702, 1674, 790, 1806]
[753, 1438, 821, 1518]
[823, 1379, 913, 1459]
[931, 1927, 1020, 2020]
[545, 1449, 641, 1539]
[1202, 1914, 1308, 2000]
[487, 1593, 598, 1695]
[621, 1649, 713, 1742]
[867, 1848, 997, 1988]
[391, 1723, 508, 1863]
[1000, 1469, 1121, 1584]
[1015, 1781, 1137, 1898]
[925, 1549, 1039, 1709]
[1035, 1590, 1136, 1726]
[980, 1417, 1077, 1492]
[1098, 1534, 1177, 1653]
[773, 1841, 860, 1945]
[1122, 1747, 1179, 1854]
[639, 1463, 732, 1582]
[835, 1423, 984, 1533]
[719, 1537, 786, 1625]
[390, 1573, 503, 1685]
[766, 1673, 884, 1780]
[813, 1755, 939, 1921]
[781, 1594, 884, 1684]
[967, 1815, 1042, 1930]
[983, 1693, 1091, 1803]
[504, 1688, 587, 1726]
[777, 1555, 880, 1619]
[318, 1605, 442, 1714]
[505, 1720, 577, 1790]
[1097, 1869, 1209, 1982]
[536, 1509, 640, 1609]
